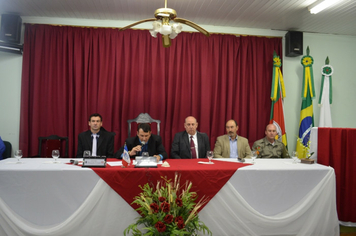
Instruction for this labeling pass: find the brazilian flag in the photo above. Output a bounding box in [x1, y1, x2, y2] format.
[296, 47, 315, 159]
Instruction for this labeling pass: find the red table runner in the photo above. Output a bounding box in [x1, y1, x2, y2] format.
[92, 159, 248, 212]
[318, 128, 356, 222]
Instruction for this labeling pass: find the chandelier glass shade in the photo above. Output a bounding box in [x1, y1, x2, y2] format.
[149, 20, 183, 39]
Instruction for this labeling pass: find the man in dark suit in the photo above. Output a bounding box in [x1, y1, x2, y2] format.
[171, 116, 210, 159]
[115, 123, 167, 162]
[76, 113, 115, 158]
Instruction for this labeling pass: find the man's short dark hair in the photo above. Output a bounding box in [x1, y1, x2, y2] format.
[89, 113, 102, 122]
[137, 123, 151, 132]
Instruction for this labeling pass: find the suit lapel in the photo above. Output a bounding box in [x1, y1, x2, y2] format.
[97, 133, 103, 150]
[183, 132, 191, 158]
[85, 131, 93, 150]
[133, 136, 141, 151]
[134, 136, 140, 146]
[197, 132, 203, 158]
[147, 135, 154, 154]
[224, 135, 230, 157]
[184, 132, 190, 149]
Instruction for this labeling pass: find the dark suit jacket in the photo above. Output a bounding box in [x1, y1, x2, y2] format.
[76, 127, 115, 158]
[171, 131, 210, 159]
[115, 134, 168, 160]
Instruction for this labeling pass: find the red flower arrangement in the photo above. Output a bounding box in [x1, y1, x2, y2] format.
[124, 173, 211, 236]
[164, 214, 173, 224]
[155, 221, 166, 232]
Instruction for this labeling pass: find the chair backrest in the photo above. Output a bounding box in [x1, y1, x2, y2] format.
[2, 141, 12, 159]
[38, 135, 69, 157]
[127, 113, 161, 137]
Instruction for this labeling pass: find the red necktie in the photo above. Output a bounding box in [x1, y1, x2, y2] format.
[190, 136, 197, 159]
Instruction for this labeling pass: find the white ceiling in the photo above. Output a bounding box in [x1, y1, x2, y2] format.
[1, 0, 356, 36]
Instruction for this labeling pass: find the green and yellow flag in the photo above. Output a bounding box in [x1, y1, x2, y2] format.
[296, 46, 315, 159]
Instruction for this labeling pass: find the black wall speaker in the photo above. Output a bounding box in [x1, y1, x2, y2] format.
[285, 31, 303, 57]
[0, 14, 22, 44]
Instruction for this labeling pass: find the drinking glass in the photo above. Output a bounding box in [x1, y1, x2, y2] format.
[52, 150, 60, 163]
[291, 151, 298, 164]
[251, 151, 257, 164]
[83, 150, 91, 158]
[207, 151, 214, 163]
[142, 152, 149, 158]
[14, 150, 23, 163]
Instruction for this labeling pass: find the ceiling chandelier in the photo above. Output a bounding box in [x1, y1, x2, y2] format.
[119, 0, 210, 48]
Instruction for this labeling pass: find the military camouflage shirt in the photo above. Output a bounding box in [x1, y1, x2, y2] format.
[252, 137, 289, 158]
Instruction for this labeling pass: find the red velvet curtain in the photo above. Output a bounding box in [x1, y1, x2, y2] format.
[317, 128, 356, 222]
[20, 24, 282, 157]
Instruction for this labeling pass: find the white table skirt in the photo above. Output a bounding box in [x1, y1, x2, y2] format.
[0, 158, 339, 236]
[200, 159, 339, 236]
[310, 127, 318, 161]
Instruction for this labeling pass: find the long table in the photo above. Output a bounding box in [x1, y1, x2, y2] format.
[0, 158, 339, 236]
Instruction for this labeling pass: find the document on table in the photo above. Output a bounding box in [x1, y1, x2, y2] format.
[107, 161, 163, 166]
[107, 161, 122, 166]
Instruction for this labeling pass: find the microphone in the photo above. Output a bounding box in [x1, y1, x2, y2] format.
[140, 141, 146, 156]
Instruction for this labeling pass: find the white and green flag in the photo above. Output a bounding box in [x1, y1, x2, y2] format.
[318, 57, 333, 127]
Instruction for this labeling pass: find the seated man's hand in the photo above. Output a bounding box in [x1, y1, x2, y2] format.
[153, 155, 160, 162]
[130, 145, 142, 155]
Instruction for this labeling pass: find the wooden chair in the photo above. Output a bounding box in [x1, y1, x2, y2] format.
[127, 113, 161, 137]
[38, 135, 69, 157]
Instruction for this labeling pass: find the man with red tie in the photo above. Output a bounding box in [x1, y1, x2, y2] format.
[171, 116, 210, 159]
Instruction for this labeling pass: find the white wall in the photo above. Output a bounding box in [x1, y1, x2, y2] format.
[1, 17, 356, 155]
[0, 52, 22, 154]
[283, 33, 356, 151]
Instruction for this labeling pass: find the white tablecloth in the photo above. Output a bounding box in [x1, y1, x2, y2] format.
[0, 158, 339, 236]
[310, 127, 318, 161]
